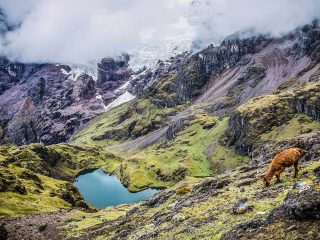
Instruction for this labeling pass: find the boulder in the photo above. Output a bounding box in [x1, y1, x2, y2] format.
[38, 223, 47, 232]
[233, 198, 254, 214]
[292, 182, 311, 193]
[283, 185, 320, 219]
[0, 224, 8, 240]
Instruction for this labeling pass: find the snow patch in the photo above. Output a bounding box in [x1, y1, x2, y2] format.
[95, 93, 103, 101]
[116, 81, 130, 93]
[60, 68, 69, 75]
[128, 17, 194, 71]
[59, 59, 99, 81]
[105, 91, 135, 111]
[95, 93, 108, 110]
[67, 68, 85, 81]
[8, 66, 17, 77]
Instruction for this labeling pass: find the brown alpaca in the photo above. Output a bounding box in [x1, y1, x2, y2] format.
[262, 148, 303, 187]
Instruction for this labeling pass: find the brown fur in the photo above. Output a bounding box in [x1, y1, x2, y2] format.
[262, 148, 302, 187]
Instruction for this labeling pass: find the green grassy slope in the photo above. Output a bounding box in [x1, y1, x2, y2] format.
[0, 144, 120, 217]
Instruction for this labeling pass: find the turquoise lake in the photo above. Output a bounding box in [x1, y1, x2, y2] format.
[74, 168, 158, 208]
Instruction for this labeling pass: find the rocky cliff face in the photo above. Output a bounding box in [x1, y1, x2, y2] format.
[0, 56, 134, 145]
[141, 23, 320, 113]
[143, 36, 270, 108]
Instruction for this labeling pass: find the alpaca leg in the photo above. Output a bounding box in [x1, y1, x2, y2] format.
[294, 162, 299, 178]
[275, 168, 284, 183]
[275, 172, 281, 183]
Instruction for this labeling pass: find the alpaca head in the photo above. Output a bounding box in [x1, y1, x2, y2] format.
[262, 174, 270, 187]
[296, 148, 303, 156]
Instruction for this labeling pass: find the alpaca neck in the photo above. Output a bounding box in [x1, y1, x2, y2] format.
[265, 169, 275, 181]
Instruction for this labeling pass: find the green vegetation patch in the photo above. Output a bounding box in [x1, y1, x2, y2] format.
[261, 114, 320, 141]
[71, 98, 183, 148]
[115, 117, 249, 192]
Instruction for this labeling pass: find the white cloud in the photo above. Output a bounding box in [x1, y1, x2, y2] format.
[188, 0, 320, 45]
[0, 0, 319, 64]
[0, 0, 191, 64]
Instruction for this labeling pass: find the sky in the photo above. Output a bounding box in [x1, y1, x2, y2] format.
[0, 0, 319, 65]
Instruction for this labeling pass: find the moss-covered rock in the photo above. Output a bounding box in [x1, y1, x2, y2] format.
[283, 186, 320, 219]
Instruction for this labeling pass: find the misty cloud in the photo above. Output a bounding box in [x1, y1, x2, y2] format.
[188, 0, 320, 45]
[0, 0, 191, 64]
[0, 0, 319, 65]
